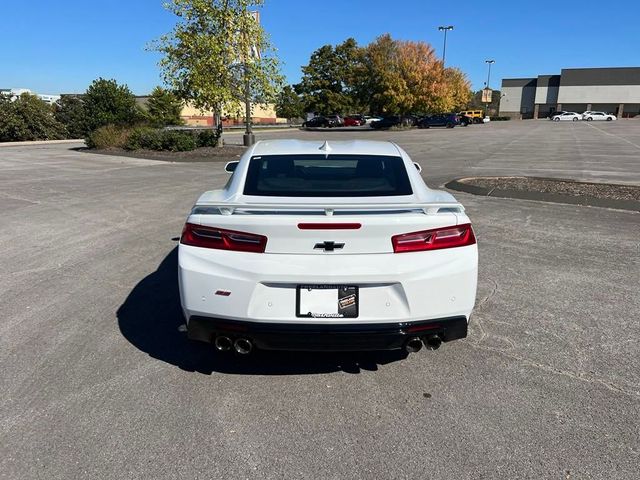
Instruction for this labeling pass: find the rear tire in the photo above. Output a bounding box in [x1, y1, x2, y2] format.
[606, 117, 612, 121]
[553, 117, 560, 122]
[446, 122, 454, 128]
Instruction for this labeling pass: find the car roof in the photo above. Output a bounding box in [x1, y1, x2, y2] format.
[249, 139, 402, 157]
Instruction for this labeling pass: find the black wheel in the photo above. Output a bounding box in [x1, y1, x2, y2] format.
[606, 117, 612, 121]
[553, 117, 560, 122]
[446, 122, 454, 128]
[586, 117, 592, 121]
[572, 117, 578, 122]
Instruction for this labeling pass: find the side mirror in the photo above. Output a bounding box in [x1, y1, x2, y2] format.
[225, 161, 239, 173]
[413, 162, 422, 173]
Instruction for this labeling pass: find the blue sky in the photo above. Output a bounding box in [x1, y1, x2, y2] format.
[2, 0, 639, 95]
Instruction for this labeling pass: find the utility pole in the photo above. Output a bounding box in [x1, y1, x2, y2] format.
[243, 10, 259, 147]
[484, 59, 495, 117]
[438, 25, 454, 66]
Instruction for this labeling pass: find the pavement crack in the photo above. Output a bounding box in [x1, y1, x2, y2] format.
[469, 342, 640, 399]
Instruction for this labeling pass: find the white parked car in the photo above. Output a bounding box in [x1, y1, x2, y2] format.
[178, 140, 478, 354]
[364, 116, 383, 125]
[582, 111, 616, 121]
[552, 112, 581, 122]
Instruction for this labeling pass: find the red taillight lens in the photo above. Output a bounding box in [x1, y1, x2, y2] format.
[392, 223, 476, 253]
[180, 223, 267, 253]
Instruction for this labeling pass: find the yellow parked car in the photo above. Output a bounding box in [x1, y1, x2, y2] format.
[459, 110, 485, 124]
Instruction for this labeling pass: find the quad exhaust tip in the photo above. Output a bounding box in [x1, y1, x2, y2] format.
[214, 335, 232, 352]
[234, 338, 253, 355]
[405, 337, 423, 353]
[424, 334, 442, 350]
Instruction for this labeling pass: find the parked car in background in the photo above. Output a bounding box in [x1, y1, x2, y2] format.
[582, 111, 616, 121]
[371, 116, 419, 129]
[364, 116, 383, 124]
[344, 115, 366, 126]
[547, 111, 566, 119]
[458, 114, 472, 126]
[371, 116, 402, 129]
[325, 115, 344, 127]
[459, 110, 484, 124]
[417, 113, 460, 129]
[302, 116, 330, 128]
[551, 112, 581, 122]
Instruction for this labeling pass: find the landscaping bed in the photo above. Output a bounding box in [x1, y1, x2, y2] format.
[87, 145, 246, 162]
[446, 176, 640, 211]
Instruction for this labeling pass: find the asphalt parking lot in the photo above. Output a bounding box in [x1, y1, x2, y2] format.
[1, 121, 639, 479]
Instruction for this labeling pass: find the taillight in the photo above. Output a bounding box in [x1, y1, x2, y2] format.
[180, 223, 267, 253]
[392, 223, 476, 253]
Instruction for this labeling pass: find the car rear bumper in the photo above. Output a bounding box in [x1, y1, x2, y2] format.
[187, 315, 468, 351]
[178, 245, 478, 325]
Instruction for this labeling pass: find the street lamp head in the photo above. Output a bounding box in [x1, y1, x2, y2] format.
[485, 59, 495, 64]
[438, 25, 454, 31]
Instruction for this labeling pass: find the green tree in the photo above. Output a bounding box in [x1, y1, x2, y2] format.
[153, 0, 284, 143]
[295, 38, 363, 115]
[83, 78, 139, 131]
[0, 93, 67, 142]
[275, 85, 304, 121]
[54, 95, 88, 138]
[146, 86, 184, 126]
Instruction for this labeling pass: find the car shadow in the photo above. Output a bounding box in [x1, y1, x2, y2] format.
[117, 247, 408, 375]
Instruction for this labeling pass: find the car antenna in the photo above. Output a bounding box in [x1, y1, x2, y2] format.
[319, 141, 332, 158]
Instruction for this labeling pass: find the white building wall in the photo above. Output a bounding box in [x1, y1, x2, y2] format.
[499, 86, 524, 113]
[558, 85, 640, 104]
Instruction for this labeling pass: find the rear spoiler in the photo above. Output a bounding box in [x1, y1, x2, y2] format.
[192, 202, 465, 216]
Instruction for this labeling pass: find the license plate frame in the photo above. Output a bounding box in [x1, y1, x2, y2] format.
[296, 285, 359, 318]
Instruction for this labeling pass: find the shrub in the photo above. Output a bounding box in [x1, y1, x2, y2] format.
[161, 130, 197, 151]
[125, 127, 163, 151]
[197, 128, 220, 147]
[123, 128, 200, 151]
[85, 125, 130, 149]
[0, 94, 67, 142]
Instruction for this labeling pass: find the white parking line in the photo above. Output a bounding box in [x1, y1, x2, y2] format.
[584, 122, 640, 151]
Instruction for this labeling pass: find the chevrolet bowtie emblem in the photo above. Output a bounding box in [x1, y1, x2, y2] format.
[314, 241, 345, 252]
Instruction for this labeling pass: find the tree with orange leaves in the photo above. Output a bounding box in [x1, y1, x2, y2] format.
[358, 34, 471, 115]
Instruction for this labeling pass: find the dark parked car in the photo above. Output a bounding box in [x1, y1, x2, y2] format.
[370, 116, 416, 129]
[302, 116, 330, 128]
[417, 113, 460, 129]
[325, 115, 344, 127]
[458, 114, 472, 126]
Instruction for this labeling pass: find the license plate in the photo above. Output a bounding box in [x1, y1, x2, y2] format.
[296, 285, 359, 318]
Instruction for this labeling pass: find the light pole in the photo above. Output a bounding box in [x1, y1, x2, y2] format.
[438, 25, 454, 66]
[485, 59, 495, 116]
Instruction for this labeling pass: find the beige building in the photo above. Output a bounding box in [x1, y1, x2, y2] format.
[180, 102, 286, 126]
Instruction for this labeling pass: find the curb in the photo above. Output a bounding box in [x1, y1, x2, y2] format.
[445, 177, 640, 212]
[0, 139, 84, 147]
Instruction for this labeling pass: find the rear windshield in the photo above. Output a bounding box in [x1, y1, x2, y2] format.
[243, 154, 413, 197]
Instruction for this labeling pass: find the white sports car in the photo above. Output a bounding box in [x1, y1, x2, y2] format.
[179, 140, 478, 354]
